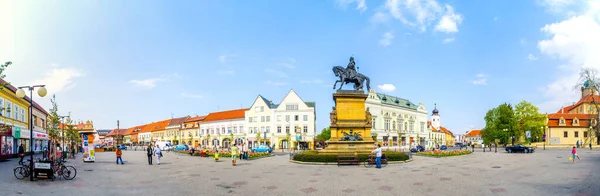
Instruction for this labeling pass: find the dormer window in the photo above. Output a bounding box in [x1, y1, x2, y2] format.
[559, 118, 566, 125]
[573, 118, 579, 125]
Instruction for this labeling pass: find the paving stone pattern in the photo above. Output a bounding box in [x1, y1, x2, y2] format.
[0, 149, 599, 196]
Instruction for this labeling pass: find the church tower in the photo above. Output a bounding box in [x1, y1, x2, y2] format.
[581, 79, 599, 97]
[431, 103, 440, 130]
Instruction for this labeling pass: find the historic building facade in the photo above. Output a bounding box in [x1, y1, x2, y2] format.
[427, 105, 455, 147]
[465, 129, 483, 146]
[546, 80, 600, 146]
[181, 115, 205, 147]
[365, 89, 430, 150]
[201, 108, 247, 149]
[163, 116, 189, 145]
[245, 89, 316, 150]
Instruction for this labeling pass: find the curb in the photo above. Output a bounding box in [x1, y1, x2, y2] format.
[289, 159, 413, 165]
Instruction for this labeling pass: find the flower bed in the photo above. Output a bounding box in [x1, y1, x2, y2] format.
[292, 150, 410, 162]
[417, 150, 472, 157]
[182, 150, 273, 159]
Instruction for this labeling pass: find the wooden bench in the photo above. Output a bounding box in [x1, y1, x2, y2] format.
[337, 155, 359, 167]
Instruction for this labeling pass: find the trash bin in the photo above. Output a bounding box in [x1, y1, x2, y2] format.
[34, 161, 54, 180]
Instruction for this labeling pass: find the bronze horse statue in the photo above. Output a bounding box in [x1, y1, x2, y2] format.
[332, 66, 371, 92]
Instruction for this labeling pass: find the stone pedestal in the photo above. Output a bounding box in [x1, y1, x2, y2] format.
[318, 90, 376, 154]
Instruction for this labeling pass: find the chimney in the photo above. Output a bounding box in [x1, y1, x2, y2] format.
[561, 107, 564, 113]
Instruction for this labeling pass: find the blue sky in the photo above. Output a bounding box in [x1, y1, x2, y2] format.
[2, 0, 599, 134]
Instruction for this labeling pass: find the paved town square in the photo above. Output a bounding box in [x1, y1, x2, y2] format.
[1, 149, 598, 196]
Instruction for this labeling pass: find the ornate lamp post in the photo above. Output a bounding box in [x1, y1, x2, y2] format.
[16, 85, 47, 181]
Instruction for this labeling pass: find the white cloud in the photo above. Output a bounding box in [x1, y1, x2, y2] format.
[377, 84, 396, 92]
[265, 80, 288, 86]
[472, 74, 487, 85]
[281, 58, 297, 69]
[370, 12, 390, 24]
[537, 1, 600, 112]
[30, 66, 84, 94]
[336, 0, 368, 12]
[180, 92, 203, 99]
[129, 78, 164, 88]
[382, 0, 462, 33]
[528, 54, 538, 60]
[379, 32, 394, 47]
[434, 5, 463, 33]
[442, 37, 455, 43]
[264, 68, 288, 77]
[300, 79, 324, 84]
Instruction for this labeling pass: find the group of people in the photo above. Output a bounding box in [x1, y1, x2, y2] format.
[144, 144, 162, 165]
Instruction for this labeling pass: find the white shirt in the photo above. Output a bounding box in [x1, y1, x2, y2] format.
[372, 147, 382, 157]
[155, 147, 162, 155]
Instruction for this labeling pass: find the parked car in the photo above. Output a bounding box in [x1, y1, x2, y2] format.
[174, 144, 189, 151]
[251, 145, 272, 153]
[440, 145, 447, 150]
[505, 144, 535, 153]
[410, 145, 425, 152]
[117, 144, 127, 150]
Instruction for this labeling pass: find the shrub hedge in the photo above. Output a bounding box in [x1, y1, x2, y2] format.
[292, 150, 410, 162]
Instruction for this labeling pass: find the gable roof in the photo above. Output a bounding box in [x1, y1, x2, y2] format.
[124, 125, 146, 135]
[140, 119, 172, 133]
[185, 115, 206, 123]
[167, 116, 190, 127]
[276, 89, 315, 109]
[440, 126, 454, 136]
[106, 129, 127, 137]
[547, 113, 591, 119]
[0, 78, 49, 116]
[465, 130, 481, 137]
[204, 108, 248, 122]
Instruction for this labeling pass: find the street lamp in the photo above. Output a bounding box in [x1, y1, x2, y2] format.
[16, 85, 47, 181]
[59, 115, 70, 159]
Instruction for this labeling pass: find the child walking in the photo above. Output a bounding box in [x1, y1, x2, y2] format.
[116, 147, 124, 165]
[572, 146, 581, 163]
[231, 144, 239, 166]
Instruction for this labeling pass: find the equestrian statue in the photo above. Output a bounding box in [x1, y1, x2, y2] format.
[332, 56, 371, 92]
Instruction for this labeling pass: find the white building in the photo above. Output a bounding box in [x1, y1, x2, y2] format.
[366, 89, 430, 150]
[428, 105, 447, 147]
[245, 89, 316, 150]
[200, 108, 247, 149]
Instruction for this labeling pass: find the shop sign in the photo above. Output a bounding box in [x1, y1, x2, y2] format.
[34, 132, 48, 139]
[13, 127, 21, 139]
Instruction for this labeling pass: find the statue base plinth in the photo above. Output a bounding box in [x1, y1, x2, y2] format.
[318, 140, 376, 154]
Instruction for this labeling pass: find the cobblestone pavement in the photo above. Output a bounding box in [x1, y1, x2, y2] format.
[0, 148, 598, 196]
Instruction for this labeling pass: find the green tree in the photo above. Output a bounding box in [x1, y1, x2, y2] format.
[514, 100, 546, 142]
[46, 95, 61, 145]
[482, 103, 518, 145]
[315, 127, 331, 141]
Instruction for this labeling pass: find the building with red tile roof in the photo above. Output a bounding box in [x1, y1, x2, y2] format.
[181, 115, 206, 147]
[465, 129, 482, 145]
[124, 125, 146, 145]
[138, 119, 172, 145]
[546, 80, 599, 146]
[201, 108, 248, 148]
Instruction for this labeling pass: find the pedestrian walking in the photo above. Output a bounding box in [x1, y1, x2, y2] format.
[155, 145, 162, 165]
[116, 146, 124, 164]
[43, 147, 48, 159]
[231, 144, 239, 166]
[571, 146, 581, 163]
[146, 145, 153, 165]
[17, 144, 24, 165]
[243, 142, 249, 161]
[371, 144, 382, 169]
[576, 140, 580, 148]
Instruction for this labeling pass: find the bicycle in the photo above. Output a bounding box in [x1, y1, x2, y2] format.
[364, 154, 388, 168]
[52, 159, 77, 180]
[13, 159, 32, 180]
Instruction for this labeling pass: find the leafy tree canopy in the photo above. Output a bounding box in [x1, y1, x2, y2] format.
[316, 127, 331, 141]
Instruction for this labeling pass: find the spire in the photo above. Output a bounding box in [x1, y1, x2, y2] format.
[432, 103, 439, 116]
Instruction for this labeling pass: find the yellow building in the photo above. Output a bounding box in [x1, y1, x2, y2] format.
[0, 78, 49, 158]
[163, 116, 189, 145]
[181, 116, 205, 147]
[547, 80, 599, 146]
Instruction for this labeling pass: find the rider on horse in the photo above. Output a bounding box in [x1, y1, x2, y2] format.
[346, 56, 357, 79]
